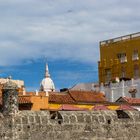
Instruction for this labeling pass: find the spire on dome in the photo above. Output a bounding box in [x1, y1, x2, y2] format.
[40, 62, 55, 92]
[45, 63, 50, 78]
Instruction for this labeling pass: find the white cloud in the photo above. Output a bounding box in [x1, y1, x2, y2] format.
[0, 0, 140, 66]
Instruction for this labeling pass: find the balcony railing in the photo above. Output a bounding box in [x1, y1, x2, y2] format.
[100, 32, 140, 46]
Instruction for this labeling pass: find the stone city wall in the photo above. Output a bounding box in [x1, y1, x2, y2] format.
[0, 110, 140, 140]
[0, 80, 140, 140]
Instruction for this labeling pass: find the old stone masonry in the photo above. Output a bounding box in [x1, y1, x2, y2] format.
[0, 81, 140, 140]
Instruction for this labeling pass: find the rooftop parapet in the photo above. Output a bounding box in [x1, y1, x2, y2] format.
[100, 32, 140, 46]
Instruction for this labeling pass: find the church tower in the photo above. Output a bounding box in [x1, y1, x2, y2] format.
[40, 63, 55, 92]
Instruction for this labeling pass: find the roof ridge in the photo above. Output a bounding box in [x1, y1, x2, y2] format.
[68, 90, 77, 102]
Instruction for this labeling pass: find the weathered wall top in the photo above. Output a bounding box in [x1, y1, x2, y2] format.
[3, 80, 18, 90]
[0, 110, 140, 140]
[0, 79, 140, 140]
[2, 80, 18, 115]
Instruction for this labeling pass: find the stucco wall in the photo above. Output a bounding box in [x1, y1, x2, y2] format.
[104, 79, 140, 102]
[30, 96, 48, 111]
[0, 110, 140, 140]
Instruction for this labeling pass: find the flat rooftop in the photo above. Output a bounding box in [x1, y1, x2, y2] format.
[100, 32, 140, 46]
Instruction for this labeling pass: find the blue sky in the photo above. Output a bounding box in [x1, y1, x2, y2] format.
[0, 0, 140, 91]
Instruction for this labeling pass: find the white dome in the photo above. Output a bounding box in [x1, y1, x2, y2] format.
[40, 63, 55, 92]
[40, 77, 55, 92]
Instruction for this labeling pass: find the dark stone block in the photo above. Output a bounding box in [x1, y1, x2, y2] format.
[69, 115, 77, 123]
[98, 115, 105, 123]
[23, 125, 31, 132]
[63, 115, 70, 123]
[29, 116, 34, 123]
[70, 132, 83, 139]
[22, 116, 28, 124]
[62, 124, 73, 131]
[41, 116, 48, 124]
[84, 124, 92, 132]
[19, 132, 30, 139]
[14, 117, 21, 124]
[35, 116, 41, 124]
[15, 124, 23, 132]
[77, 115, 84, 123]
[92, 115, 99, 123]
[85, 115, 91, 123]
[54, 131, 71, 140]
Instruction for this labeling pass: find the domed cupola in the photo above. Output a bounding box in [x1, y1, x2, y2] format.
[40, 63, 55, 92]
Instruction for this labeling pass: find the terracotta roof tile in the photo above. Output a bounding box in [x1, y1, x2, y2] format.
[49, 90, 106, 104]
[0, 96, 32, 105]
[68, 90, 106, 103]
[49, 92, 75, 104]
[122, 97, 140, 105]
[18, 96, 32, 104]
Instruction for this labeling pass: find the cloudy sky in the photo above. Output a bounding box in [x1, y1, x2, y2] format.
[0, 0, 140, 91]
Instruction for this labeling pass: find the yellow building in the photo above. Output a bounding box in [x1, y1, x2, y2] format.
[98, 32, 140, 83]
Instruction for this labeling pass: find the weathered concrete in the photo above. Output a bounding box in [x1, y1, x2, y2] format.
[0, 110, 140, 140]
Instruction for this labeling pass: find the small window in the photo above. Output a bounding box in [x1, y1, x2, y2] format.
[117, 53, 127, 63]
[132, 50, 139, 61]
[131, 93, 136, 98]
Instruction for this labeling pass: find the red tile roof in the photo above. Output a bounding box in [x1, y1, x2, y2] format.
[49, 90, 106, 104]
[49, 92, 75, 104]
[0, 96, 32, 105]
[116, 97, 140, 105]
[0, 90, 106, 105]
[123, 97, 140, 104]
[68, 90, 106, 103]
[18, 96, 32, 104]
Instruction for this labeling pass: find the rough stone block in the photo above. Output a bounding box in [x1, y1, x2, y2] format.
[63, 115, 70, 124]
[22, 116, 28, 124]
[40, 116, 48, 124]
[77, 115, 85, 123]
[28, 116, 35, 123]
[69, 115, 77, 123]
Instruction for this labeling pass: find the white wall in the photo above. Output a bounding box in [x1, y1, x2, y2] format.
[100, 79, 140, 102]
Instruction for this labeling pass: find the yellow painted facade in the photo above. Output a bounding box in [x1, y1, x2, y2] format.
[48, 103, 120, 111]
[98, 32, 140, 83]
